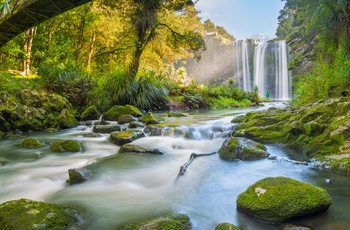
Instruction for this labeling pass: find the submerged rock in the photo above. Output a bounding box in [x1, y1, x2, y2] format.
[110, 130, 145, 146]
[119, 144, 165, 154]
[51, 140, 81, 153]
[104, 105, 143, 121]
[167, 111, 187, 117]
[17, 137, 42, 148]
[67, 168, 92, 185]
[128, 121, 146, 129]
[93, 125, 123, 133]
[236, 176, 332, 223]
[219, 137, 268, 161]
[118, 114, 137, 124]
[215, 222, 241, 230]
[140, 112, 165, 125]
[0, 198, 82, 229]
[116, 213, 191, 230]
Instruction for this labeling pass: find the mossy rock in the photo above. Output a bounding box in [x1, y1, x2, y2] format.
[93, 125, 122, 134]
[219, 137, 268, 161]
[66, 168, 92, 185]
[140, 112, 165, 125]
[17, 137, 42, 148]
[1, 160, 9, 166]
[128, 121, 146, 129]
[119, 144, 165, 155]
[110, 130, 145, 146]
[215, 222, 241, 230]
[117, 213, 191, 230]
[58, 109, 79, 129]
[236, 176, 332, 223]
[118, 114, 137, 124]
[0, 198, 82, 229]
[80, 105, 101, 121]
[51, 140, 81, 153]
[104, 105, 142, 121]
[167, 111, 187, 117]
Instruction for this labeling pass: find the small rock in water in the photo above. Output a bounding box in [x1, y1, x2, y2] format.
[325, 178, 331, 183]
[268, 155, 278, 160]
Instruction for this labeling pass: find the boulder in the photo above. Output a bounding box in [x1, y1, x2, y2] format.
[119, 144, 165, 155]
[104, 105, 142, 121]
[17, 137, 42, 148]
[66, 168, 92, 185]
[118, 114, 137, 124]
[140, 112, 164, 125]
[93, 125, 123, 133]
[219, 137, 268, 161]
[51, 140, 81, 153]
[0, 198, 82, 229]
[128, 121, 146, 129]
[143, 125, 164, 136]
[58, 109, 79, 129]
[110, 130, 145, 146]
[215, 223, 241, 230]
[80, 105, 101, 120]
[117, 213, 191, 230]
[236, 176, 332, 223]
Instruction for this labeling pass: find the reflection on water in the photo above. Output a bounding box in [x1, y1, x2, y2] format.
[0, 103, 349, 230]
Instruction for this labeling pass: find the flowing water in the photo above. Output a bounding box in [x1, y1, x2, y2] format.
[0, 103, 349, 230]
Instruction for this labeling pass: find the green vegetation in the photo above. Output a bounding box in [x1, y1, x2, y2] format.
[51, 140, 81, 153]
[17, 138, 42, 148]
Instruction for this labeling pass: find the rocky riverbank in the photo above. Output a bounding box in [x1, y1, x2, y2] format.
[232, 97, 350, 175]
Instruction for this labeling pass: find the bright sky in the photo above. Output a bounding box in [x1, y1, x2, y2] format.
[195, 0, 286, 40]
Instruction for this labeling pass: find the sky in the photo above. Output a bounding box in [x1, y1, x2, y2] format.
[195, 0, 286, 40]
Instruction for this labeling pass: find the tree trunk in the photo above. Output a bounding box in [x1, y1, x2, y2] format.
[23, 27, 37, 76]
[128, 45, 143, 78]
[109, 53, 113, 73]
[87, 30, 96, 73]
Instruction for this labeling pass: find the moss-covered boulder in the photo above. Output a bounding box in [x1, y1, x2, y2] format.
[236, 176, 332, 223]
[119, 144, 165, 155]
[58, 109, 79, 129]
[51, 140, 81, 153]
[167, 111, 187, 117]
[104, 105, 143, 121]
[17, 137, 42, 148]
[80, 105, 101, 121]
[116, 213, 191, 230]
[219, 137, 268, 161]
[118, 114, 137, 124]
[215, 223, 241, 230]
[140, 112, 165, 125]
[93, 125, 123, 133]
[66, 168, 92, 185]
[0, 198, 82, 229]
[143, 125, 164, 136]
[128, 121, 146, 129]
[110, 130, 145, 146]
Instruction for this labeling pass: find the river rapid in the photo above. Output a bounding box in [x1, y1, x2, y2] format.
[0, 103, 349, 230]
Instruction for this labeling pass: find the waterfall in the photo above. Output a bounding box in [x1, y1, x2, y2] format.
[234, 40, 292, 100]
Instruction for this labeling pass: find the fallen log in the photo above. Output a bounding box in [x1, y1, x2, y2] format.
[178, 152, 217, 176]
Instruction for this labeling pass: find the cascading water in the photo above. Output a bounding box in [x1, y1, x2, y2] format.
[233, 40, 292, 100]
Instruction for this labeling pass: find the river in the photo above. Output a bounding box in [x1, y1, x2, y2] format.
[0, 103, 349, 230]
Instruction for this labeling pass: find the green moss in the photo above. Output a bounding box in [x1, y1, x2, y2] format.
[215, 223, 241, 230]
[167, 111, 187, 117]
[58, 109, 79, 129]
[236, 176, 332, 223]
[17, 137, 42, 148]
[0, 131, 4, 139]
[110, 130, 145, 146]
[0, 198, 81, 229]
[51, 140, 81, 153]
[140, 112, 164, 125]
[104, 105, 142, 121]
[119, 144, 164, 154]
[80, 105, 101, 120]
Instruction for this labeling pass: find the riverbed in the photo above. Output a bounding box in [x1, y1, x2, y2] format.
[0, 103, 349, 229]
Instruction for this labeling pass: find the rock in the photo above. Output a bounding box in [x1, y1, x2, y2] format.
[140, 112, 165, 125]
[128, 121, 146, 129]
[119, 144, 165, 154]
[0, 198, 82, 229]
[215, 222, 241, 230]
[104, 105, 142, 121]
[280, 223, 312, 230]
[116, 213, 191, 230]
[143, 125, 164, 136]
[17, 137, 42, 148]
[93, 125, 123, 133]
[236, 176, 332, 223]
[1, 160, 9, 166]
[118, 114, 137, 124]
[268, 155, 278, 160]
[51, 140, 81, 153]
[219, 137, 268, 161]
[167, 111, 187, 117]
[110, 130, 145, 146]
[80, 105, 101, 120]
[67, 168, 92, 185]
[58, 109, 79, 129]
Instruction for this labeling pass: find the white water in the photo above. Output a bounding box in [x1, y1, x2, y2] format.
[233, 40, 251, 92]
[1, 105, 349, 230]
[254, 42, 269, 97]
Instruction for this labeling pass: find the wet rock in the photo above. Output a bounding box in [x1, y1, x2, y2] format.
[118, 114, 137, 124]
[119, 144, 165, 154]
[128, 121, 146, 129]
[0, 198, 82, 229]
[80, 105, 101, 121]
[67, 168, 92, 185]
[143, 125, 164, 136]
[268, 155, 278, 160]
[140, 112, 165, 125]
[104, 105, 142, 121]
[215, 222, 241, 230]
[51, 140, 81, 153]
[219, 137, 268, 161]
[110, 130, 145, 146]
[93, 125, 123, 133]
[280, 223, 312, 230]
[83, 132, 101, 138]
[17, 137, 42, 148]
[116, 213, 191, 230]
[167, 111, 187, 117]
[236, 176, 332, 223]
[58, 109, 79, 129]
[1, 160, 9, 166]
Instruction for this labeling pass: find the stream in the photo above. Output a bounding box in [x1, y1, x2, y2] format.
[0, 103, 349, 230]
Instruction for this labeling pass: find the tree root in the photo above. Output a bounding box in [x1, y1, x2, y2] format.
[177, 152, 217, 176]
